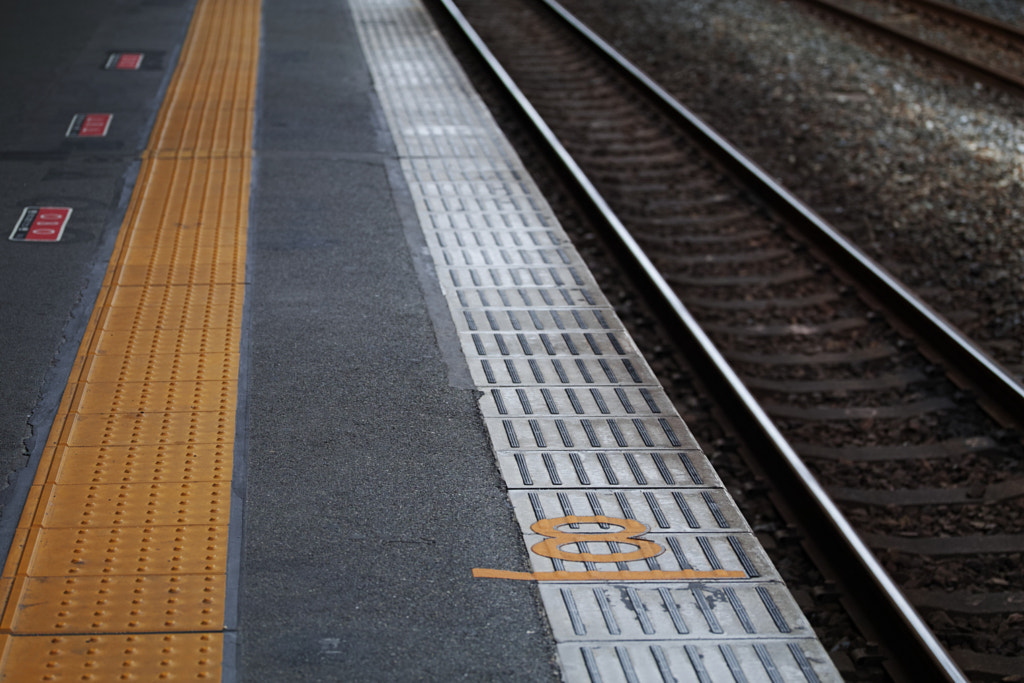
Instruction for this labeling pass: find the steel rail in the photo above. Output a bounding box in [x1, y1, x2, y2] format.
[431, 0, 972, 680]
[539, 0, 1024, 431]
[903, 0, 1024, 43]
[793, 0, 1024, 94]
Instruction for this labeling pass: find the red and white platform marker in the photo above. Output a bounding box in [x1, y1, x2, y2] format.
[66, 113, 112, 138]
[10, 207, 73, 242]
[105, 52, 144, 70]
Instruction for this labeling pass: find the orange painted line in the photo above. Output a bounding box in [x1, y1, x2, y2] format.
[472, 568, 748, 581]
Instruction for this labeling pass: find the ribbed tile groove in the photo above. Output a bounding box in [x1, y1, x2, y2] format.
[0, 0, 259, 678]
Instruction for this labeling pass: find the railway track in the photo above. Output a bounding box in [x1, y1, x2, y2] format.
[792, 0, 1024, 93]
[428, 0, 1024, 679]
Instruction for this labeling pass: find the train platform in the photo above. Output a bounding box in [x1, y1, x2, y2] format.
[0, 0, 843, 680]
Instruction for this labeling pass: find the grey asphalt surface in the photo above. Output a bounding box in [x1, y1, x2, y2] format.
[237, 0, 557, 679]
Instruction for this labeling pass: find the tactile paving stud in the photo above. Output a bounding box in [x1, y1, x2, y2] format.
[106, 283, 244, 321]
[0, 633, 222, 681]
[81, 352, 240, 385]
[92, 326, 241, 358]
[9, 574, 226, 633]
[39, 482, 229, 528]
[53, 444, 231, 485]
[62, 411, 234, 448]
[29, 526, 229, 577]
[73, 380, 237, 416]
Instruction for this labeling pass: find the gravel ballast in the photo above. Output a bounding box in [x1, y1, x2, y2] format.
[557, 0, 1024, 382]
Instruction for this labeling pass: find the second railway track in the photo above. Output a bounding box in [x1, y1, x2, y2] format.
[790, 0, 1024, 94]
[429, 0, 1024, 679]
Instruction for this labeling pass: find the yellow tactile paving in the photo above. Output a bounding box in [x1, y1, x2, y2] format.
[26, 526, 230, 577]
[80, 353, 241, 386]
[53, 445, 232, 485]
[38, 482, 230, 528]
[9, 575, 225, 633]
[0, 633, 222, 681]
[73, 380, 238, 415]
[0, 0, 258, 678]
[90, 326, 242, 358]
[60, 411, 233, 448]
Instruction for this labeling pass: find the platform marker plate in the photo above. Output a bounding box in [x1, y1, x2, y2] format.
[9, 207, 72, 242]
[352, 0, 842, 680]
[66, 113, 112, 138]
[105, 51, 144, 70]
